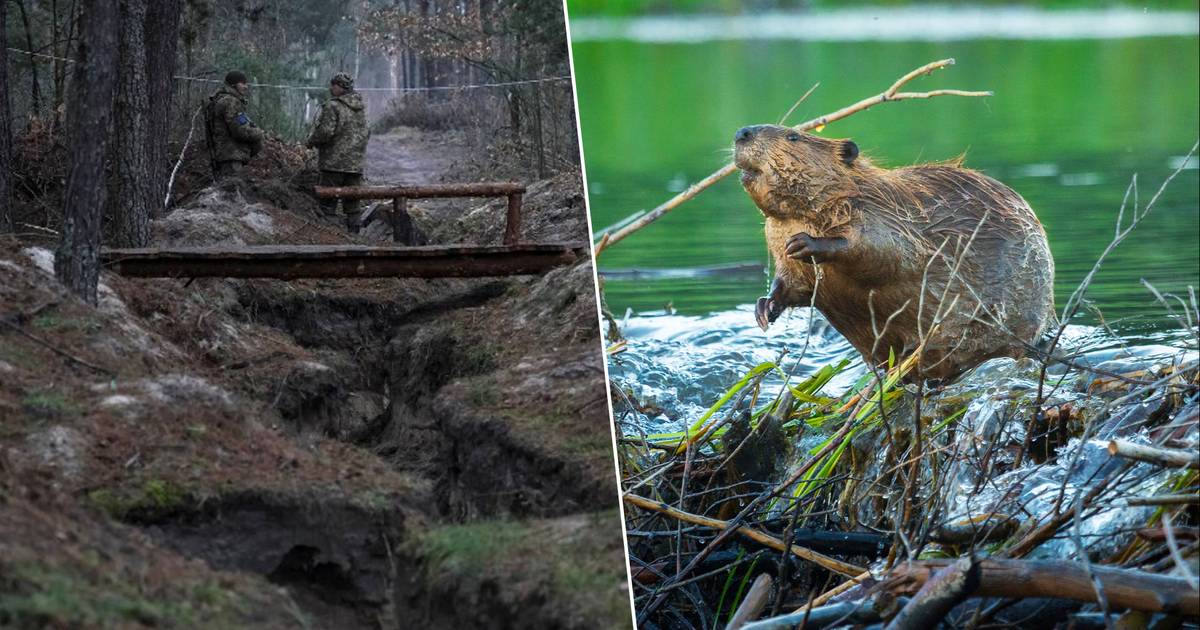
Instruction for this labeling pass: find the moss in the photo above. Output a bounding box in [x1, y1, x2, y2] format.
[416, 520, 531, 580]
[562, 434, 608, 456]
[353, 489, 393, 512]
[20, 391, 81, 419]
[141, 479, 188, 511]
[0, 562, 247, 628]
[465, 379, 500, 407]
[457, 336, 498, 375]
[415, 515, 631, 627]
[86, 479, 191, 521]
[0, 343, 36, 369]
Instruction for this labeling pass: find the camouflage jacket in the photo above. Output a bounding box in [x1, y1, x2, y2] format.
[306, 92, 369, 174]
[206, 85, 264, 164]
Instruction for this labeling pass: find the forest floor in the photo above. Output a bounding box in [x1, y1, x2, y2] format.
[0, 127, 630, 629]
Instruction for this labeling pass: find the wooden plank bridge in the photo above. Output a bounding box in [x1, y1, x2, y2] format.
[101, 182, 588, 279]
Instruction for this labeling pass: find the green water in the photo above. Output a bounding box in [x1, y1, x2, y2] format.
[576, 36, 1200, 331]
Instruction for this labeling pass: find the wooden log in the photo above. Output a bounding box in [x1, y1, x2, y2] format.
[390, 197, 403, 243]
[727, 574, 774, 630]
[504, 192, 523, 246]
[100, 244, 585, 279]
[886, 559, 1199, 617]
[931, 514, 1019, 545]
[314, 182, 525, 199]
[1136, 526, 1199, 542]
[885, 556, 980, 630]
[1108, 440, 1199, 469]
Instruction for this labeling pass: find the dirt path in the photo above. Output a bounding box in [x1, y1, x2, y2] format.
[363, 127, 472, 185]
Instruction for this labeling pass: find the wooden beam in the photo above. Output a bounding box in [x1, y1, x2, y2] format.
[314, 183, 525, 199]
[100, 244, 585, 279]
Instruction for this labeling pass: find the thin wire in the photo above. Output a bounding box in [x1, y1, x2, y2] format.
[5, 47, 571, 92]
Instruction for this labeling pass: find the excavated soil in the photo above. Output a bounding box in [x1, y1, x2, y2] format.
[0, 128, 629, 629]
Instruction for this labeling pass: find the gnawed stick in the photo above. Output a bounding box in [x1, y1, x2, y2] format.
[806, 570, 873, 608]
[1128, 494, 1200, 507]
[165, 104, 204, 209]
[1108, 439, 1199, 469]
[886, 559, 1200, 617]
[885, 556, 980, 630]
[623, 494, 865, 577]
[593, 58, 991, 256]
[727, 574, 774, 630]
[743, 592, 904, 630]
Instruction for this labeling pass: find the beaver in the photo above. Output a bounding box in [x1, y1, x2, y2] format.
[733, 124, 1055, 381]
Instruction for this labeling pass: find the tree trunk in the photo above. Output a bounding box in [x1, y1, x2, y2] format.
[532, 82, 545, 178]
[113, 0, 152, 247]
[54, 0, 82, 130]
[144, 0, 182, 213]
[0, 0, 12, 232]
[56, 0, 119, 304]
[14, 0, 42, 115]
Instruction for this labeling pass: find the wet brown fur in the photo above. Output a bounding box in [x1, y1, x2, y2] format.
[735, 125, 1056, 380]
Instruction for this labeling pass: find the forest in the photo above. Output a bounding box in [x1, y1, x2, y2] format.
[0, 2, 629, 629]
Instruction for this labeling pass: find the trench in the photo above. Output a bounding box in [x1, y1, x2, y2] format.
[121, 277, 602, 628]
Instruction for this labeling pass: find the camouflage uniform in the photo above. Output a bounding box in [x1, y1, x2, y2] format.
[307, 74, 370, 222]
[206, 84, 264, 179]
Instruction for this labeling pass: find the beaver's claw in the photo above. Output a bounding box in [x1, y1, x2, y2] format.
[786, 232, 847, 264]
[755, 295, 783, 331]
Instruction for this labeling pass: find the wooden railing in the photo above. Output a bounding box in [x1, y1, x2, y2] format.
[314, 183, 526, 245]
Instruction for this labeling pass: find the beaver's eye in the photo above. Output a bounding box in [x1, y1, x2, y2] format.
[786, 132, 800, 142]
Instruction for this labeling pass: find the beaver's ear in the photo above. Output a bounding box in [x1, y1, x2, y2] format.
[840, 140, 859, 165]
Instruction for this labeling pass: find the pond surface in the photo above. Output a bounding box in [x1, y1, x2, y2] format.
[574, 13, 1200, 333]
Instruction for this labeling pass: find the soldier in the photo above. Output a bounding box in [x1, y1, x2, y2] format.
[206, 70, 264, 181]
[307, 72, 370, 233]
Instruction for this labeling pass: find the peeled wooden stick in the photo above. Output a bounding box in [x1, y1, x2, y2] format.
[744, 592, 903, 630]
[1108, 439, 1199, 469]
[623, 494, 865, 577]
[886, 559, 1199, 617]
[806, 570, 872, 608]
[593, 58, 992, 256]
[727, 574, 774, 630]
[1127, 494, 1200, 507]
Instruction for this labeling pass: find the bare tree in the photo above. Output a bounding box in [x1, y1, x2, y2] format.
[56, 0, 120, 304]
[1, 0, 12, 232]
[13, 0, 42, 115]
[113, 0, 152, 247]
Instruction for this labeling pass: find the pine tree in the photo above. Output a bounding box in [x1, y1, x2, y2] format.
[56, 0, 120, 304]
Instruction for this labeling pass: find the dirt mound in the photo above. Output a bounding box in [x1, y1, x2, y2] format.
[167, 134, 317, 209]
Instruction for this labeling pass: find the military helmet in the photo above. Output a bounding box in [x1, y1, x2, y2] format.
[331, 73, 355, 90]
[224, 70, 248, 86]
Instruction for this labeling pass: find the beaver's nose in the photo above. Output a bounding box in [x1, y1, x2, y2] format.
[735, 125, 761, 144]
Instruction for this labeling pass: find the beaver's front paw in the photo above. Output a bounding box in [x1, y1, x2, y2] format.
[755, 295, 783, 331]
[755, 278, 788, 330]
[786, 233, 847, 264]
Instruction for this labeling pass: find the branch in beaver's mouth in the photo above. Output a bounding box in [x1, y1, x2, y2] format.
[734, 150, 761, 186]
[739, 167, 760, 186]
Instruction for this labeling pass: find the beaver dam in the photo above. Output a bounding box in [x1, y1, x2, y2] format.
[606, 169, 1200, 627]
[590, 53, 1200, 628]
